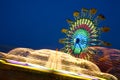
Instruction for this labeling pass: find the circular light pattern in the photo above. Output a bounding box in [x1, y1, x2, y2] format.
[59, 8, 110, 59]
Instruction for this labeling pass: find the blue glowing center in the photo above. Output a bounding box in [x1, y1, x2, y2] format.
[71, 29, 89, 54]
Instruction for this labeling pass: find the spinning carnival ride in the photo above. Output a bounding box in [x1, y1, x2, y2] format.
[59, 8, 111, 59]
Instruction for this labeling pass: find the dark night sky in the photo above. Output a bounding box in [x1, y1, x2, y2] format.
[0, 0, 120, 52]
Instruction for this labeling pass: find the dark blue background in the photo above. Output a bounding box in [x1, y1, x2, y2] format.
[0, 0, 120, 52]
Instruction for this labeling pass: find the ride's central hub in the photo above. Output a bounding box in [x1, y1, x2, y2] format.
[76, 38, 80, 44]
